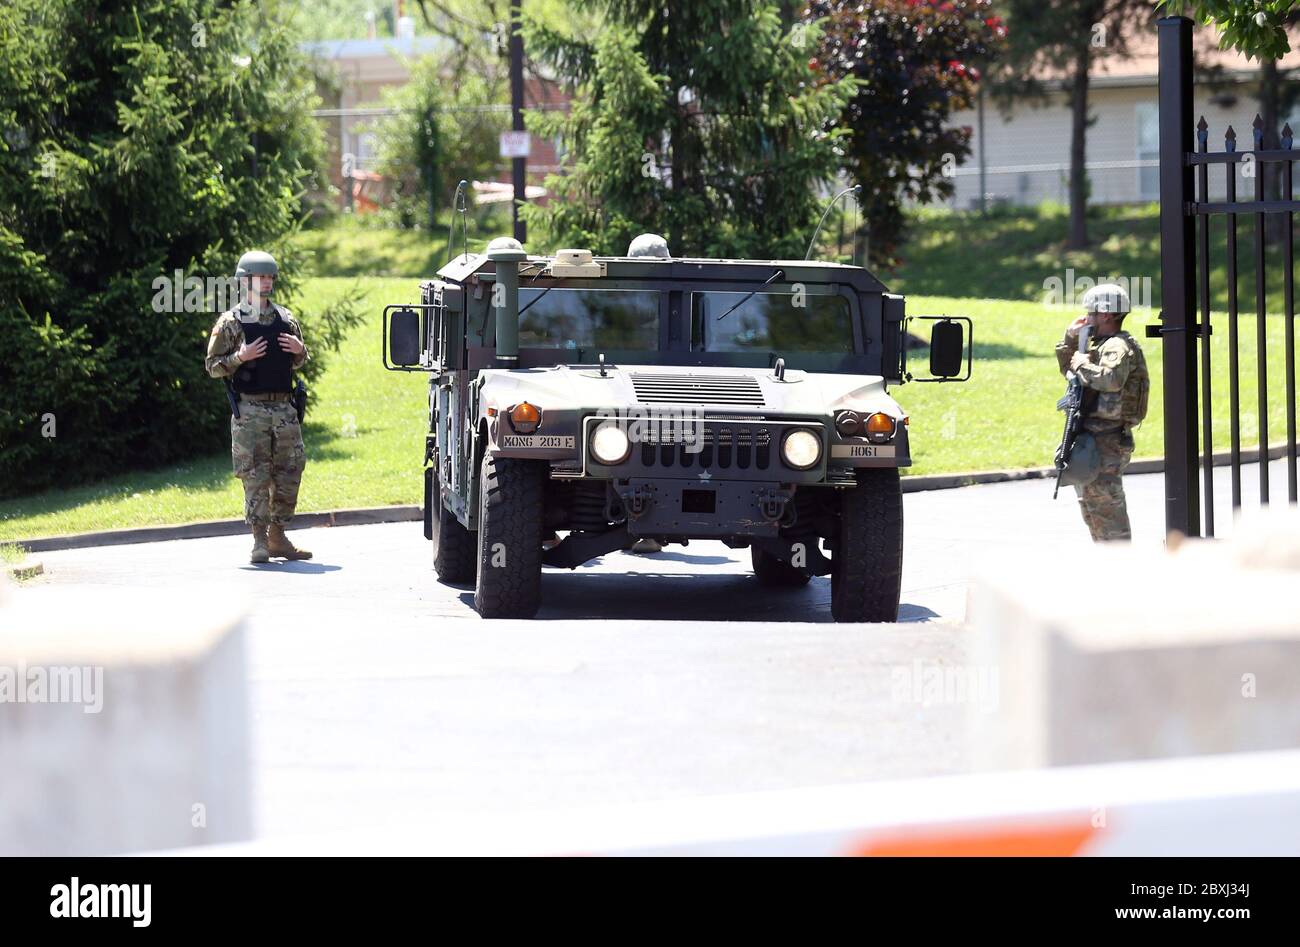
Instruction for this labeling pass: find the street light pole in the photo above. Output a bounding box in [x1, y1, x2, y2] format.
[509, 0, 527, 244]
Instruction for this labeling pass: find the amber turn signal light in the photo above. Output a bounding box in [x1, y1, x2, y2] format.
[509, 402, 542, 434]
[863, 413, 894, 444]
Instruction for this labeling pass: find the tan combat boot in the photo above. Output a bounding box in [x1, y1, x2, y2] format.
[267, 524, 312, 560]
[250, 525, 270, 564]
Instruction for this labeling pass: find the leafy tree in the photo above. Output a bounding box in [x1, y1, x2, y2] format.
[409, 0, 600, 95]
[1159, 3, 1300, 239]
[993, 0, 1154, 250]
[519, 0, 855, 259]
[0, 0, 353, 499]
[1159, 1, 1299, 59]
[372, 54, 508, 230]
[806, 0, 1006, 269]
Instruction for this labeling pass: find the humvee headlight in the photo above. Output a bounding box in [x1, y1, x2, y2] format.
[590, 421, 631, 465]
[509, 402, 542, 434]
[865, 412, 896, 443]
[780, 429, 822, 470]
[834, 410, 862, 436]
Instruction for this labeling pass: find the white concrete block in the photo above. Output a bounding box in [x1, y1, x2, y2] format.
[0, 586, 251, 855]
[970, 510, 1300, 770]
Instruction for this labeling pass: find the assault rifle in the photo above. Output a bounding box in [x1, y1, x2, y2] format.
[1053, 326, 1090, 499]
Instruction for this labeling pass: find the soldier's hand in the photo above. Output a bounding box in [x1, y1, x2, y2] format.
[236, 337, 267, 362]
[1069, 351, 1089, 372]
[278, 333, 305, 355]
[1065, 316, 1088, 340]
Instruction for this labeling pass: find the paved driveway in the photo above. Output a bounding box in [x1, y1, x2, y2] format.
[17, 459, 1284, 840]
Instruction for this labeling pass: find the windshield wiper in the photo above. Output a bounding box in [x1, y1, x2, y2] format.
[517, 275, 562, 318]
[715, 269, 784, 321]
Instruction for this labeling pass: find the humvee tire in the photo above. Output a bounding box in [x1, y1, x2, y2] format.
[830, 467, 903, 623]
[431, 471, 476, 583]
[474, 454, 545, 618]
[750, 547, 812, 587]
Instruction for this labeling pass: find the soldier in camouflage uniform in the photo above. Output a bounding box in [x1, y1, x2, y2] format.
[1054, 283, 1150, 542]
[205, 251, 312, 563]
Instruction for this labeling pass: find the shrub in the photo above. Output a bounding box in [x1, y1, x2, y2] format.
[0, 0, 339, 498]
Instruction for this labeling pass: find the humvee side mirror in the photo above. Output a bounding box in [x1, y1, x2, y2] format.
[906, 315, 972, 383]
[389, 307, 421, 367]
[930, 319, 964, 378]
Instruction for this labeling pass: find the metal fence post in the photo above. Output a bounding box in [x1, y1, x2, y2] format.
[1157, 16, 1201, 537]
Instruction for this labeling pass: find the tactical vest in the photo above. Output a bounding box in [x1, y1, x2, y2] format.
[1081, 331, 1149, 430]
[231, 312, 293, 394]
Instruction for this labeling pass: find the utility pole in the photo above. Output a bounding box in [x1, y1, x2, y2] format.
[977, 84, 986, 214]
[509, 0, 527, 244]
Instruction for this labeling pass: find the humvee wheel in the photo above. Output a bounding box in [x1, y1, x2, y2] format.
[750, 547, 812, 587]
[830, 467, 903, 623]
[431, 471, 476, 584]
[474, 454, 545, 618]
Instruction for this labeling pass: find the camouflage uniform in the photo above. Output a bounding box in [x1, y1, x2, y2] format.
[1054, 328, 1149, 542]
[205, 301, 309, 526]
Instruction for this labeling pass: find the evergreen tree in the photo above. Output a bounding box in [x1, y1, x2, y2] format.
[520, 0, 855, 259]
[0, 0, 338, 497]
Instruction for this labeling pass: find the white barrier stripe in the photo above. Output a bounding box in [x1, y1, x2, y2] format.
[148, 749, 1300, 857]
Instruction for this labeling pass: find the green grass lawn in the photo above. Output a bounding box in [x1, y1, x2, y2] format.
[3, 207, 1297, 539]
[295, 208, 509, 278]
[892, 202, 1298, 315]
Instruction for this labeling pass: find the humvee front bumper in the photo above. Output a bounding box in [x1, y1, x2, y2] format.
[614, 478, 795, 538]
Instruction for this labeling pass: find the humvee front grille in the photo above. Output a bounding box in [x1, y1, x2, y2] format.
[638, 425, 773, 472]
[630, 373, 765, 407]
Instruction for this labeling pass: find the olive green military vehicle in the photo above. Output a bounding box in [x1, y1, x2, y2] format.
[384, 235, 969, 621]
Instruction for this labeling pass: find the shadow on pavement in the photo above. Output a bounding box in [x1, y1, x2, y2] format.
[241, 561, 343, 574]
[452, 572, 946, 624]
[615, 550, 734, 566]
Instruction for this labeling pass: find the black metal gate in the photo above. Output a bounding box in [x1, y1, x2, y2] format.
[1157, 16, 1299, 537]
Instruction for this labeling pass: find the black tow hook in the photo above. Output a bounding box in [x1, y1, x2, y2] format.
[618, 483, 656, 518]
[757, 487, 791, 523]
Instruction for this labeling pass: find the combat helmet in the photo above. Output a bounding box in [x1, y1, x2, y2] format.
[627, 233, 671, 259]
[235, 250, 278, 279]
[1081, 282, 1131, 315]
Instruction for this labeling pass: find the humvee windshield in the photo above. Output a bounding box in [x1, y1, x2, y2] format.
[502, 283, 862, 369]
[518, 287, 659, 350]
[693, 291, 853, 353]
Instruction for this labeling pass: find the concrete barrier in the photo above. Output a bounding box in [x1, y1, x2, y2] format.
[158, 749, 1300, 856]
[0, 584, 251, 855]
[969, 508, 1300, 770]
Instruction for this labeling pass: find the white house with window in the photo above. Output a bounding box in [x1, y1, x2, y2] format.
[945, 28, 1300, 209]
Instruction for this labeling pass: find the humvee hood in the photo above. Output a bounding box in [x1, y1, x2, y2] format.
[479, 364, 904, 419]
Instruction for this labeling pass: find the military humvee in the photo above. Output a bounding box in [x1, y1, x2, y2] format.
[384, 236, 969, 621]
